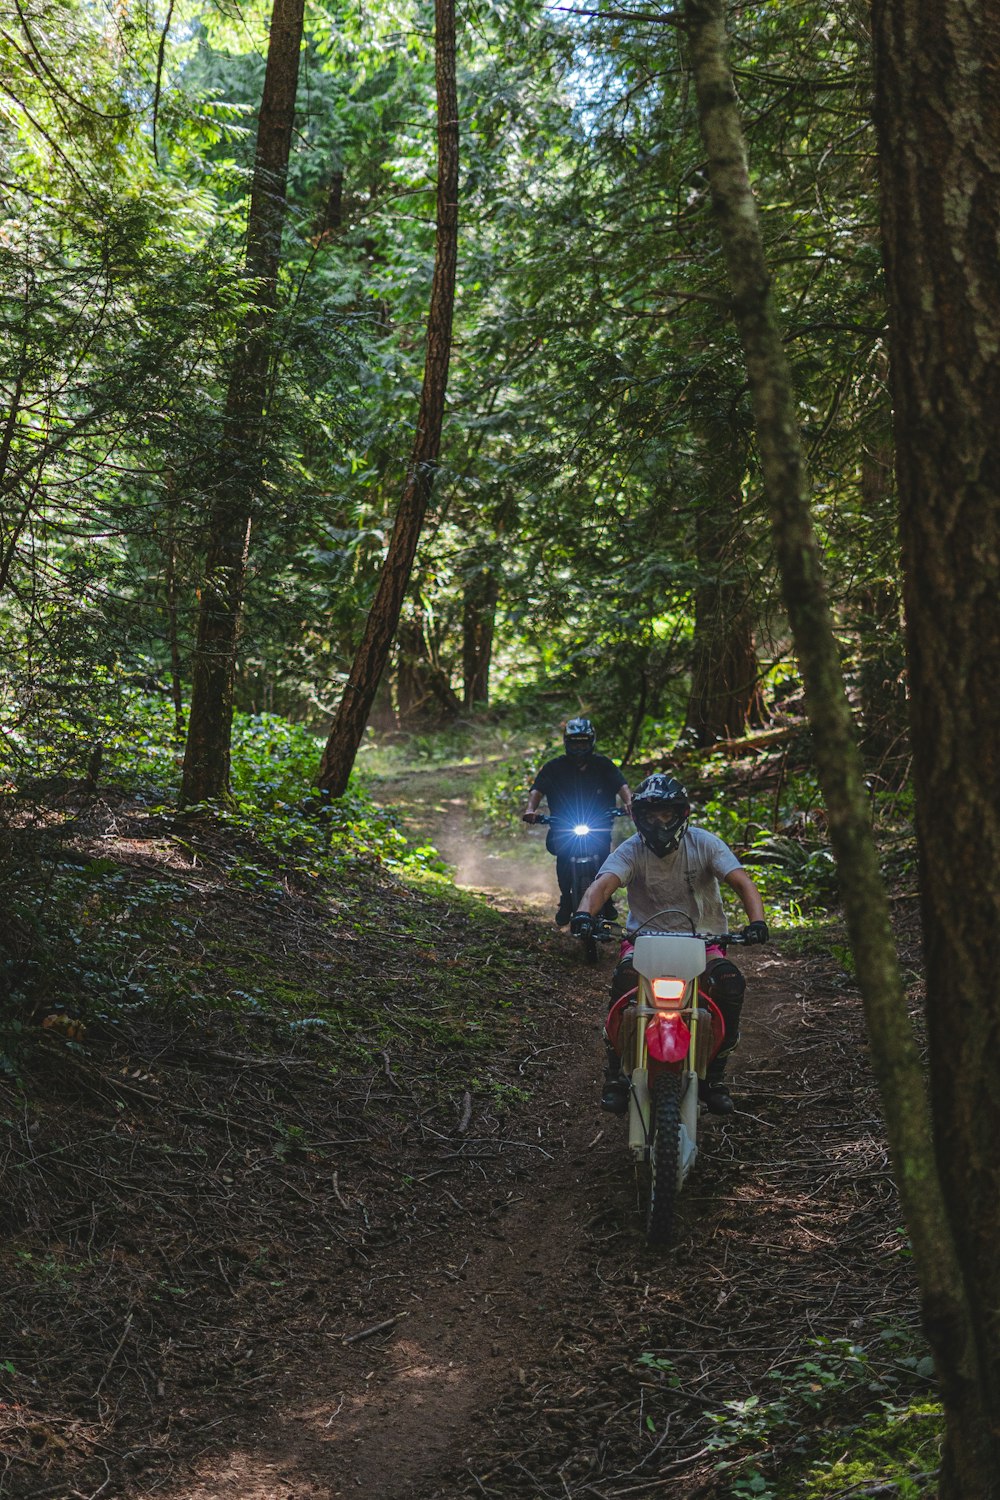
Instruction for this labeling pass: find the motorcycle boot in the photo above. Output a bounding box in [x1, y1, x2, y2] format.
[699, 957, 746, 1116]
[600, 1040, 629, 1115]
[699, 1056, 735, 1115]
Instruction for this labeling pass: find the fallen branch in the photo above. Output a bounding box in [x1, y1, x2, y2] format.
[342, 1311, 409, 1345]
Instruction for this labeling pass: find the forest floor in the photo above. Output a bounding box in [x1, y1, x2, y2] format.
[0, 764, 931, 1500]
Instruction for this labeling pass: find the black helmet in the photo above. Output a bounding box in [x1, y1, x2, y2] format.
[564, 717, 596, 759]
[632, 773, 690, 857]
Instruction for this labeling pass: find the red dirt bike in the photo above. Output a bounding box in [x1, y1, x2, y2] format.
[599, 910, 752, 1247]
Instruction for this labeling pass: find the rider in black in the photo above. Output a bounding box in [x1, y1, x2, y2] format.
[523, 719, 633, 926]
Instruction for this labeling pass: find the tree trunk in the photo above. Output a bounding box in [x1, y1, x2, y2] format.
[163, 513, 186, 745]
[854, 444, 908, 776]
[394, 616, 426, 724]
[316, 0, 459, 797]
[395, 607, 461, 723]
[683, 3, 992, 1491]
[180, 0, 305, 804]
[462, 565, 498, 708]
[685, 501, 765, 746]
[871, 2, 1000, 1491]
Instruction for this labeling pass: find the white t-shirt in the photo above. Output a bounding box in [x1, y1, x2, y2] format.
[598, 826, 742, 936]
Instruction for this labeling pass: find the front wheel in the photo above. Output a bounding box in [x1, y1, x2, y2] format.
[572, 859, 599, 964]
[646, 1073, 683, 1247]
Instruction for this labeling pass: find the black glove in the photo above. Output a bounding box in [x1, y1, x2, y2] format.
[570, 911, 594, 937]
[742, 920, 769, 945]
[522, 811, 541, 824]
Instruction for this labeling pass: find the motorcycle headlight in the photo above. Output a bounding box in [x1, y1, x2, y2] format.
[573, 823, 591, 836]
[651, 977, 687, 1008]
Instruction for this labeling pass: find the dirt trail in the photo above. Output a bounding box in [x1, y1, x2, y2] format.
[94, 770, 915, 1500]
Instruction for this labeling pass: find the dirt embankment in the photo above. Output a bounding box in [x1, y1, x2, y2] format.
[0, 775, 920, 1500]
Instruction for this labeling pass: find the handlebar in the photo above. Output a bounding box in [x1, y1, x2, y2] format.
[701, 931, 746, 949]
[572, 923, 762, 947]
[639, 928, 768, 949]
[528, 808, 628, 830]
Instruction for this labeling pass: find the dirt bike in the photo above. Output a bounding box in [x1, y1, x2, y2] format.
[599, 909, 752, 1247]
[535, 808, 626, 962]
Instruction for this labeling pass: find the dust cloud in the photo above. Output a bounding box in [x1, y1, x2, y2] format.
[431, 821, 556, 910]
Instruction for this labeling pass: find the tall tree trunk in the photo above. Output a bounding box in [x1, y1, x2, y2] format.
[854, 444, 908, 775]
[316, 0, 459, 797]
[462, 565, 498, 708]
[871, 2, 1000, 1492]
[180, 0, 305, 804]
[163, 506, 186, 744]
[685, 502, 765, 746]
[683, 3, 992, 1492]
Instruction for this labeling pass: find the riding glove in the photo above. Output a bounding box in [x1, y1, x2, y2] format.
[742, 920, 769, 944]
[570, 911, 594, 937]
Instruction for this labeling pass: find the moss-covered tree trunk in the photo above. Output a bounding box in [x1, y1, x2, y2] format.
[683, 2, 995, 1491]
[871, 2, 1000, 1491]
[316, 0, 459, 797]
[180, 0, 304, 804]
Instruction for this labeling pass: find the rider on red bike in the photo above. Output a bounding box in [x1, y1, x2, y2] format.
[571, 773, 768, 1115]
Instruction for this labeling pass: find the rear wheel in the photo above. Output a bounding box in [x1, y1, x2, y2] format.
[646, 1073, 683, 1247]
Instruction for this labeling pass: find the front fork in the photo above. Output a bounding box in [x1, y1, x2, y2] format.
[627, 977, 703, 1181]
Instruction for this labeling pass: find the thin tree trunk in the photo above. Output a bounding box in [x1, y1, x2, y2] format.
[395, 606, 461, 723]
[316, 0, 459, 797]
[462, 565, 498, 708]
[871, 2, 1000, 1492]
[682, 3, 990, 1491]
[163, 511, 186, 744]
[684, 502, 765, 746]
[180, 0, 305, 804]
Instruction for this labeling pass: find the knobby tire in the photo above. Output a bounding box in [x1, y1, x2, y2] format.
[572, 861, 598, 964]
[646, 1072, 683, 1247]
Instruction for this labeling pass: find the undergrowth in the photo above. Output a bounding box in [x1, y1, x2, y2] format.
[0, 693, 503, 1081]
[694, 1329, 940, 1498]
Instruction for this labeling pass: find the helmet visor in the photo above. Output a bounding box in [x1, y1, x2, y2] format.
[634, 800, 689, 855]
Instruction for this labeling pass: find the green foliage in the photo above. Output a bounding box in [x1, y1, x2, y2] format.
[0, 693, 452, 1071]
[637, 1352, 682, 1388]
[692, 774, 837, 918]
[699, 1332, 940, 1499]
[471, 747, 552, 833]
[743, 835, 839, 903]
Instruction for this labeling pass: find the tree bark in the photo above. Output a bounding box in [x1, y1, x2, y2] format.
[871, 2, 1000, 1491]
[163, 507, 186, 745]
[180, 0, 305, 804]
[853, 444, 908, 775]
[316, 0, 459, 797]
[462, 565, 499, 708]
[683, 3, 992, 1491]
[396, 606, 461, 723]
[684, 501, 765, 746]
